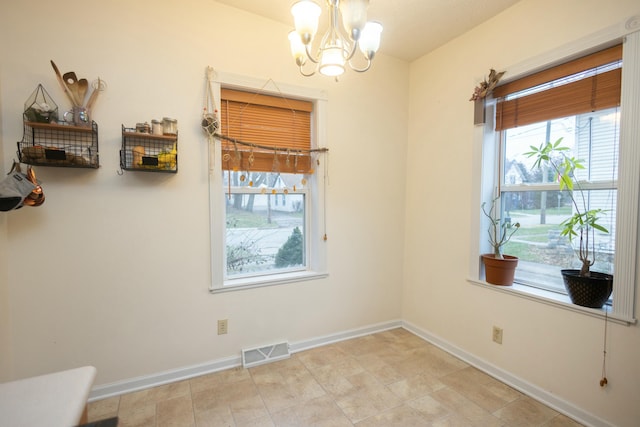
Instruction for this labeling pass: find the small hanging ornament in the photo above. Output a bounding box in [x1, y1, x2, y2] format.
[222, 153, 232, 199]
[202, 66, 220, 137]
[231, 141, 241, 172]
[248, 147, 255, 187]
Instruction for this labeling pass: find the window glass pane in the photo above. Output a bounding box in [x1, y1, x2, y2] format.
[501, 189, 616, 292]
[502, 108, 618, 186]
[224, 171, 306, 278]
[501, 107, 619, 293]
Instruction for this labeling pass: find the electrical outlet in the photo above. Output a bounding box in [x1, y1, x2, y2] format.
[492, 326, 503, 344]
[218, 319, 228, 335]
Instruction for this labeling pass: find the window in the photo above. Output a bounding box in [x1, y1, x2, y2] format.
[472, 32, 640, 323]
[500, 108, 619, 293]
[209, 74, 328, 291]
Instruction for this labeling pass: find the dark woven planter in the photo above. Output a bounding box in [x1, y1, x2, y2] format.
[561, 269, 613, 308]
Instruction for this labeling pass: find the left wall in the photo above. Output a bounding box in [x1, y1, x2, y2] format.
[0, 66, 13, 381]
[0, 0, 409, 387]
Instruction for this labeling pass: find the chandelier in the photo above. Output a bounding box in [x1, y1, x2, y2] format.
[288, 0, 383, 77]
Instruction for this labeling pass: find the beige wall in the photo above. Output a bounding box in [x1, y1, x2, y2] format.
[403, 0, 640, 426]
[3, 0, 640, 425]
[0, 0, 407, 385]
[0, 67, 12, 381]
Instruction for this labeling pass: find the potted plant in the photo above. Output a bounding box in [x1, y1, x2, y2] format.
[526, 137, 613, 308]
[481, 195, 520, 285]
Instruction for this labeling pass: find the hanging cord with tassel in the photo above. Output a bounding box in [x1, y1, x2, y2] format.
[600, 308, 609, 387]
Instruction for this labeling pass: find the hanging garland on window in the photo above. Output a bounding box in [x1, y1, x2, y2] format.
[216, 133, 328, 155]
[217, 133, 328, 197]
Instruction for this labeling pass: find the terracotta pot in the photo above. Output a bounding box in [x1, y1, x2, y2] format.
[482, 254, 518, 286]
[561, 269, 613, 308]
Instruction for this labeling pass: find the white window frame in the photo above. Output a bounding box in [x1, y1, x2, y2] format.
[209, 72, 328, 292]
[468, 27, 640, 325]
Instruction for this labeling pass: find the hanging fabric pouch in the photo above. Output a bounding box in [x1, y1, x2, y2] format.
[0, 162, 44, 211]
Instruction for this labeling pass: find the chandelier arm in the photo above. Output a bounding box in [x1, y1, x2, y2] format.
[299, 65, 316, 77]
[343, 39, 358, 61]
[348, 57, 372, 73]
[304, 43, 321, 64]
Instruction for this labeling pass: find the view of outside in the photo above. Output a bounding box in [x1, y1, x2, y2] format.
[500, 107, 619, 292]
[224, 171, 306, 278]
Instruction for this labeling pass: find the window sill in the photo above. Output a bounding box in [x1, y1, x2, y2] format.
[467, 278, 636, 326]
[210, 270, 328, 293]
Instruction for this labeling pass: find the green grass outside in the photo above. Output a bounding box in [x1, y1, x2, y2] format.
[226, 207, 278, 228]
[507, 206, 572, 216]
[502, 223, 563, 261]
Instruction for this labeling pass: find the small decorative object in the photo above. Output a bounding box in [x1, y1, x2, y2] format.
[162, 117, 177, 135]
[470, 68, 505, 125]
[202, 113, 219, 135]
[50, 60, 105, 125]
[132, 146, 145, 168]
[157, 144, 177, 170]
[202, 66, 220, 137]
[63, 106, 91, 127]
[469, 69, 505, 101]
[526, 138, 613, 308]
[152, 119, 163, 135]
[23, 84, 58, 123]
[136, 122, 151, 133]
[481, 195, 520, 285]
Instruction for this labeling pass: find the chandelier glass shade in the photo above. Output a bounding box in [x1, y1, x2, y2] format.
[288, 0, 382, 77]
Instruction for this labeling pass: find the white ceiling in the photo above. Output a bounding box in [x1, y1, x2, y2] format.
[215, 0, 521, 62]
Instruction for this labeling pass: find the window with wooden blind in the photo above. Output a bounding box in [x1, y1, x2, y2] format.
[209, 75, 328, 292]
[492, 45, 623, 298]
[471, 34, 640, 323]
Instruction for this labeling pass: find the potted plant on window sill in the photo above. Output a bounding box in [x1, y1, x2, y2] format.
[481, 195, 520, 286]
[526, 138, 613, 308]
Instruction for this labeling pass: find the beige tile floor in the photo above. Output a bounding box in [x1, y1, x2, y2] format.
[87, 328, 584, 427]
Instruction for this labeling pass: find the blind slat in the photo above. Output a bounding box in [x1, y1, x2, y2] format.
[221, 88, 313, 112]
[493, 44, 622, 98]
[220, 89, 312, 171]
[496, 68, 621, 131]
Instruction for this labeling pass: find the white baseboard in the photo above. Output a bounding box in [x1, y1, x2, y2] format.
[88, 319, 403, 401]
[88, 355, 242, 401]
[89, 318, 611, 427]
[401, 320, 613, 427]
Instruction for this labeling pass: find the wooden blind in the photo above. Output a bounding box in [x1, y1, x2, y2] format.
[220, 88, 313, 173]
[495, 44, 622, 131]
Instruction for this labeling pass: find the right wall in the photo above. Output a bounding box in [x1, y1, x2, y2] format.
[403, 1, 640, 426]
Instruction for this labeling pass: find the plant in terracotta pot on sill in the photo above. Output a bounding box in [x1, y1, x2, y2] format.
[526, 138, 613, 308]
[481, 195, 520, 286]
